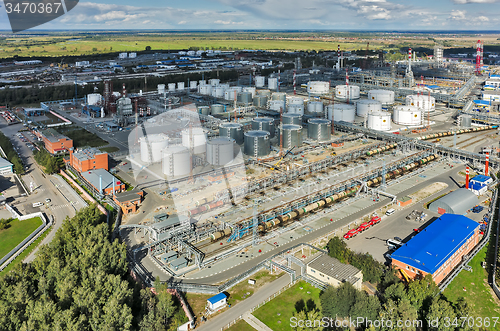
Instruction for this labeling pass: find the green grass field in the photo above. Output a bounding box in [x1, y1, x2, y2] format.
[57, 127, 108, 148]
[225, 319, 255, 331]
[253, 281, 322, 331]
[443, 246, 500, 318]
[0, 217, 43, 261]
[99, 146, 120, 153]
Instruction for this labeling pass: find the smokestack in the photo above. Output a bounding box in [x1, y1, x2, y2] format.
[485, 152, 489, 176]
[122, 83, 126, 97]
[465, 166, 469, 189]
[408, 48, 412, 73]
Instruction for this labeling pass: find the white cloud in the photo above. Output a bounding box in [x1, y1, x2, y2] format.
[453, 0, 497, 3]
[478, 15, 489, 21]
[449, 9, 467, 20]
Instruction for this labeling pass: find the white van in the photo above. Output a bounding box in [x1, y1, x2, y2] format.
[32, 202, 43, 207]
[385, 208, 396, 216]
[387, 239, 403, 249]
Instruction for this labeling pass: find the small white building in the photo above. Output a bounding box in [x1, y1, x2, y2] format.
[307, 253, 363, 290]
[0, 158, 13, 175]
[206, 293, 227, 312]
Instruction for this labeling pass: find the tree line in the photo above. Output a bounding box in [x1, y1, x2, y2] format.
[0, 131, 24, 174]
[33, 148, 62, 174]
[0, 205, 186, 330]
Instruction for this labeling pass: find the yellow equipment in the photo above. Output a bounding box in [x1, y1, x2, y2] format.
[270, 146, 295, 170]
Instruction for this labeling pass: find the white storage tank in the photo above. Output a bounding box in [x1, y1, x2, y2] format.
[367, 111, 392, 131]
[237, 92, 253, 105]
[307, 101, 323, 115]
[162, 146, 191, 177]
[335, 85, 360, 101]
[209, 79, 220, 86]
[287, 97, 304, 106]
[177, 82, 185, 90]
[368, 90, 395, 106]
[327, 104, 356, 123]
[181, 127, 207, 154]
[199, 85, 213, 96]
[139, 134, 169, 163]
[157, 84, 166, 95]
[224, 87, 242, 101]
[307, 81, 330, 95]
[212, 87, 226, 98]
[355, 99, 382, 117]
[257, 89, 271, 97]
[211, 104, 225, 115]
[287, 104, 304, 115]
[406, 94, 436, 112]
[87, 93, 102, 105]
[255, 76, 266, 88]
[268, 77, 278, 90]
[269, 100, 286, 112]
[392, 105, 422, 126]
[190, 81, 197, 89]
[272, 92, 286, 102]
[243, 87, 257, 98]
[199, 80, 207, 86]
[253, 95, 268, 108]
[168, 83, 176, 92]
[207, 137, 235, 166]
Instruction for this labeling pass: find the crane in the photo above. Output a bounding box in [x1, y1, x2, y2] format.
[270, 146, 295, 170]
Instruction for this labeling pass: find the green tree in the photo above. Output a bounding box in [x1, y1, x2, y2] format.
[349, 291, 381, 322]
[425, 297, 457, 331]
[406, 274, 439, 314]
[145, 46, 151, 51]
[379, 298, 419, 331]
[320, 282, 357, 319]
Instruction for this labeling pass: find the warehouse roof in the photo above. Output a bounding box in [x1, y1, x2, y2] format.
[41, 128, 70, 143]
[391, 214, 479, 274]
[470, 175, 492, 184]
[0, 158, 13, 169]
[429, 188, 478, 215]
[72, 147, 107, 162]
[80, 169, 121, 192]
[308, 254, 361, 285]
[208, 293, 227, 304]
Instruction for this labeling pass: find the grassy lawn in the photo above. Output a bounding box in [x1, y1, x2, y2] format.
[443, 246, 500, 318]
[226, 270, 281, 306]
[57, 127, 108, 148]
[225, 319, 255, 331]
[99, 146, 120, 153]
[253, 281, 322, 331]
[185, 293, 213, 319]
[0, 224, 51, 276]
[0, 217, 43, 260]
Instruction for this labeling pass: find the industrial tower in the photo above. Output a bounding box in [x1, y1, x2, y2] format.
[476, 40, 483, 75]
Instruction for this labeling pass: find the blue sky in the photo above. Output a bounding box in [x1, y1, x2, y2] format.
[0, 0, 499, 31]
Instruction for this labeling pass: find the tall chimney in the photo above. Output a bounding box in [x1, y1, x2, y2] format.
[122, 83, 126, 97]
[466, 166, 469, 189]
[408, 48, 412, 73]
[485, 152, 489, 176]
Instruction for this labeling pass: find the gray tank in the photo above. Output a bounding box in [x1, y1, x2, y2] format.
[253, 95, 268, 108]
[308, 118, 331, 142]
[244, 130, 270, 157]
[272, 92, 286, 101]
[237, 92, 253, 105]
[211, 104, 225, 115]
[252, 117, 275, 137]
[282, 113, 302, 125]
[207, 137, 234, 166]
[198, 106, 210, 115]
[280, 124, 302, 149]
[461, 114, 472, 128]
[219, 122, 244, 144]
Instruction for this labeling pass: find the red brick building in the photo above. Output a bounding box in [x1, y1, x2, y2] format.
[38, 128, 73, 154]
[68, 147, 108, 172]
[113, 189, 144, 214]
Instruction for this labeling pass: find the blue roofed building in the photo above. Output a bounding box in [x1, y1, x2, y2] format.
[206, 293, 228, 313]
[391, 214, 480, 284]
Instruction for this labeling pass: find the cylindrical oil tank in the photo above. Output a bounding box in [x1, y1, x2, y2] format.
[177, 82, 185, 90]
[237, 92, 253, 106]
[308, 118, 331, 142]
[219, 122, 244, 144]
[253, 95, 268, 107]
[287, 104, 305, 115]
[255, 76, 266, 88]
[139, 134, 168, 163]
[190, 81, 197, 89]
[460, 114, 472, 128]
[280, 124, 302, 149]
[283, 113, 302, 125]
[211, 104, 225, 115]
[181, 127, 207, 154]
[307, 101, 324, 115]
[335, 85, 360, 101]
[243, 87, 257, 98]
[162, 146, 191, 177]
[368, 90, 395, 106]
[199, 85, 213, 95]
[206, 137, 235, 166]
[244, 131, 271, 157]
[257, 89, 271, 97]
[269, 100, 286, 111]
[288, 97, 304, 106]
[355, 99, 382, 117]
[199, 80, 207, 86]
[157, 85, 165, 95]
[168, 83, 176, 92]
[224, 87, 242, 100]
[272, 92, 287, 101]
[209, 79, 220, 86]
[367, 111, 392, 131]
[268, 77, 278, 90]
[212, 87, 226, 98]
[198, 106, 210, 115]
[307, 81, 330, 95]
[87, 93, 102, 105]
[406, 95, 436, 112]
[252, 117, 275, 137]
[327, 104, 356, 123]
[392, 105, 422, 126]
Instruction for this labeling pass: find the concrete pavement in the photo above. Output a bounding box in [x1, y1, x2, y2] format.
[243, 313, 273, 331]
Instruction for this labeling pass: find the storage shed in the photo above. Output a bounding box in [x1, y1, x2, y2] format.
[429, 189, 478, 215]
[207, 293, 228, 311]
[160, 251, 177, 263]
[170, 257, 188, 271]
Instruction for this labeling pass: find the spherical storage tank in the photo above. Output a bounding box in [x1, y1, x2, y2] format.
[255, 76, 266, 88]
[367, 111, 392, 131]
[335, 85, 360, 101]
[181, 127, 207, 154]
[280, 125, 302, 149]
[162, 146, 191, 177]
[269, 100, 286, 112]
[406, 95, 435, 112]
[206, 137, 235, 166]
[244, 131, 270, 157]
[282, 113, 302, 125]
[355, 99, 382, 117]
[307, 81, 330, 95]
[219, 123, 244, 144]
[368, 90, 395, 106]
[308, 118, 331, 142]
[252, 117, 275, 137]
[87, 93, 102, 106]
[392, 105, 422, 126]
[307, 101, 323, 115]
[140, 134, 169, 163]
[211, 104, 225, 115]
[327, 104, 356, 123]
[287, 104, 304, 115]
[237, 92, 253, 106]
[253, 95, 268, 108]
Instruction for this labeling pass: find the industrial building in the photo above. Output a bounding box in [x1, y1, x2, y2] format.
[67, 147, 109, 172]
[80, 169, 125, 195]
[428, 189, 479, 215]
[113, 188, 144, 215]
[307, 254, 363, 290]
[38, 128, 73, 154]
[0, 158, 13, 175]
[391, 214, 481, 284]
[468, 175, 492, 196]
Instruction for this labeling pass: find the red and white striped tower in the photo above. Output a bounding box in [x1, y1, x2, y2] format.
[480, 42, 484, 68]
[466, 166, 470, 189]
[346, 68, 349, 104]
[485, 152, 489, 176]
[293, 69, 297, 95]
[338, 44, 341, 68]
[476, 40, 482, 75]
[408, 48, 412, 73]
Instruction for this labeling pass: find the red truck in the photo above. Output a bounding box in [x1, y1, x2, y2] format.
[368, 216, 381, 226]
[357, 222, 371, 232]
[343, 229, 359, 240]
